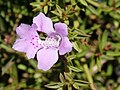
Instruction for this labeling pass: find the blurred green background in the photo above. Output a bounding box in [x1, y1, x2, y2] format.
[0, 0, 120, 90]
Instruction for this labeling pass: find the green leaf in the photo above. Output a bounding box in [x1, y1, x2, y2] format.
[56, 4, 63, 15]
[44, 5, 48, 14]
[30, 2, 40, 7]
[73, 20, 79, 28]
[96, 57, 102, 72]
[99, 30, 108, 52]
[64, 20, 69, 25]
[0, 44, 14, 53]
[101, 55, 114, 60]
[28, 68, 34, 73]
[87, 5, 99, 15]
[106, 64, 113, 76]
[67, 55, 76, 61]
[74, 80, 89, 84]
[59, 73, 65, 83]
[18, 64, 27, 70]
[111, 42, 120, 49]
[90, 58, 95, 73]
[51, 16, 59, 22]
[45, 82, 63, 89]
[75, 29, 90, 37]
[29, 59, 37, 69]
[51, 11, 61, 16]
[3, 85, 16, 90]
[73, 82, 88, 87]
[73, 42, 81, 52]
[68, 66, 82, 72]
[2, 57, 15, 75]
[71, 0, 77, 5]
[66, 5, 72, 14]
[101, 30, 108, 50]
[73, 83, 80, 89]
[78, 0, 88, 6]
[0, 16, 7, 32]
[64, 72, 72, 82]
[76, 50, 88, 58]
[10, 65, 18, 85]
[33, 7, 41, 12]
[91, 24, 101, 31]
[116, 85, 120, 90]
[86, 0, 100, 7]
[57, 87, 63, 90]
[106, 51, 120, 56]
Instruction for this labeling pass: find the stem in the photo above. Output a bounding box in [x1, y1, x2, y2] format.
[67, 84, 72, 90]
[83, 63, 96, 90]
[62, 56, 72, 90]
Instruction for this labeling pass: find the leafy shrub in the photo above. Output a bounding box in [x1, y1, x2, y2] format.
[0, 0, 120, 90]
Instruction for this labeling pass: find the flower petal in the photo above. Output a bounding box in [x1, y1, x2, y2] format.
[16, 23, 31, 38]
[33, 12, 54, 35]
[13, 24, 41, 59]
[12, 39, 40, 59]
[29, 23, 39, 37]
[54, 22, 68, 36]
[26, 43, 40, 59]
[12, 39, 28, 52]
[16, 23, 38, 39]
[37, 48, 58, 71]
[59, 37, 72, 55]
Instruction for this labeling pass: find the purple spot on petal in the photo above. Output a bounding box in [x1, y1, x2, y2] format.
[36, 45, 38, 47]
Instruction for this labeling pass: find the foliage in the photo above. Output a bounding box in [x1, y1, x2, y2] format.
[0, 0, 120, 90]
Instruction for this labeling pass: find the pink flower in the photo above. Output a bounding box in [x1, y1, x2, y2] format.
[13, 13, 72, 71]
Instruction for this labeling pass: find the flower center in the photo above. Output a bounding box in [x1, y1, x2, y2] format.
[43, 33, 62, 48]
[30, 33, 62, 49]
